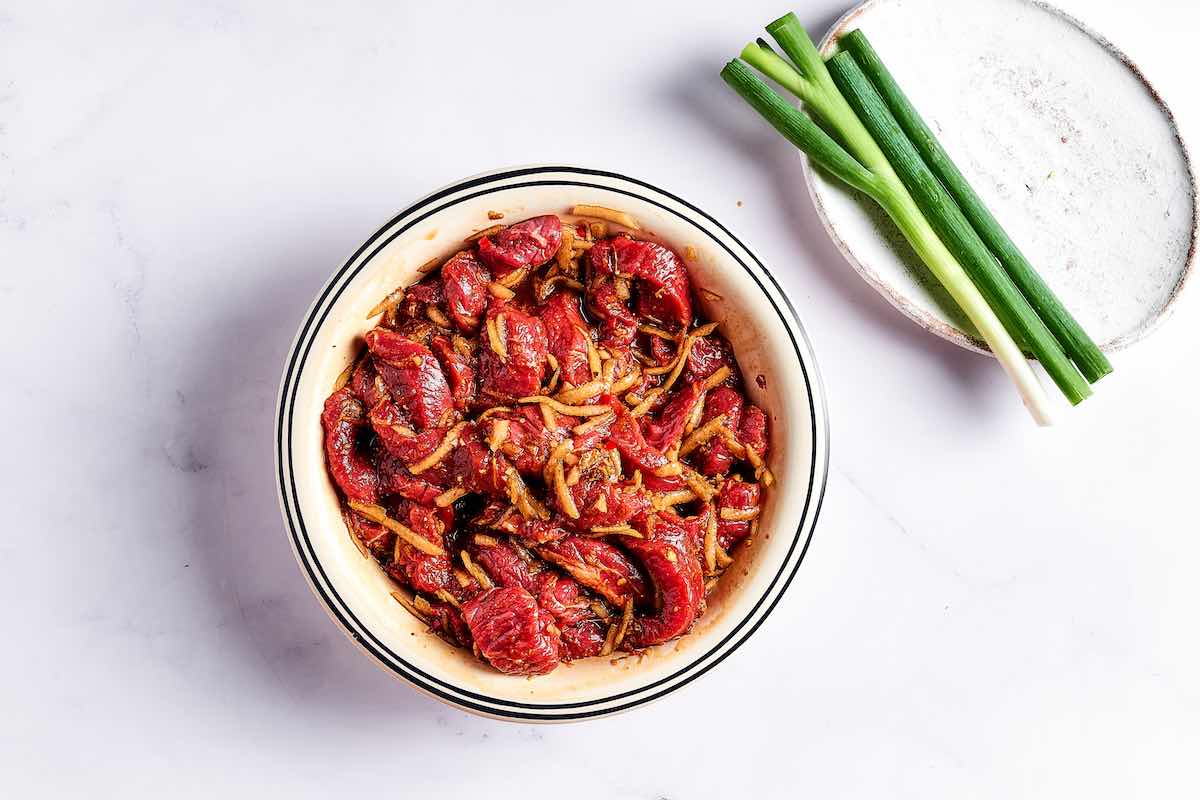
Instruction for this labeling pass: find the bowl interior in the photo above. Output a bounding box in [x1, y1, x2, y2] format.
[279, 168, 827, 718]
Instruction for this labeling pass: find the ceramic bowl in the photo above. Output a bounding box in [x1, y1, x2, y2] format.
[275, 165, 829, 721]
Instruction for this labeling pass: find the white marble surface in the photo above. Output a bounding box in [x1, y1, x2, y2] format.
[3, 1, 1197, 796]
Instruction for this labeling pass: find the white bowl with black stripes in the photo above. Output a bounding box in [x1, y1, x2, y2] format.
[275, 165, 830, 721]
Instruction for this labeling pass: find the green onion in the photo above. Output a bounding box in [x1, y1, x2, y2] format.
[839, 30, 1112, 384]
[721, 56, 1056, 423]
[824, 51, 1091, 405]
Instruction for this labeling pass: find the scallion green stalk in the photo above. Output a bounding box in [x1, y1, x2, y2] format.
[839, 29, 1112, 383]
[824, 51, 1091, 405]
[720, 58, 1056, 424]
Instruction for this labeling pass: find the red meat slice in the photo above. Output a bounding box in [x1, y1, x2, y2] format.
[566, 474, 650, 532]
[450, 424, 512, 497]
[540, 291, 594, 386]
[587, 280, 638, 347]
[321, 387, 379, 504]
[476, 215, 563, 280]
[368, 400, 438, 460]
[477, 304, 547, 402]
[642, 384, 704, 452]
[430, 335, 477, 412]
[462, 587, 560, 675]
[684, 334, 737, 386]
[365, 328, 454, 431]
[345, 510, 392, 557]
[425, 600, 471, 648]
[469, 537, 543, 592]
[739, 404, 768, 462]
[696, 387, 744, 477]
[590, 236, 693, 331]
[377, 452, 445, 504]
[468, 537, 606, 661]
[538, 536, 649, 607]
[622, 531, 704, 649]
[604, 395, 671, 474]
[482, 405, 567, 477]
[532, 572, 606, 661]
[716, 479, 761, 550]
[394, 276, 444, 322]
[645, 509, 705, 556]
[349, 357, 389, 409]
[513, 516, 573, 545]
[440, 250, 491, 333]
[649, 334, 676, 367]
[385, 502, 453, 596]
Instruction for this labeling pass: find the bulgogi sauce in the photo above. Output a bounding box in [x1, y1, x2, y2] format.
[321, 210, 773, 675]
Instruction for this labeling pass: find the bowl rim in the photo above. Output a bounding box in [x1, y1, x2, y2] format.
[275, 164, 830, 721]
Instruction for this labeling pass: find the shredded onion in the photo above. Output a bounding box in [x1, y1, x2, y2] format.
[486, 316, 506, 360]
[460, 549, 494, 590]
[557, 226, 576, 270]
[349, 500, 446, 557]
[506, 469, 550, 520]
[628, 388, 663, 418]
[704, 505, 719, 574]
[498, 266, 529, 289]
[434, 487, 468, 507]
[367, 286, 406, 320]
[332, 354, 359, 392]
[610, 367, 642, 395]
[600, 623, 618, 656]
[436, 588, 462, 609]
[572, 412, 613, 435]
[701, 365, 732, 390]
[683, 469, 716, 502]
[589, 524, 642, 538]
[653, 461, 683, 478]
[571, 204, 639, 230]
[614, 598, 634, 649]
[390, 590, 428, 622]
[719, 428, 748, 459]
[555, 457, 580, 520]
[556, 378, 606, 405]
[721, 506, 760, 521]
[679, 414, 728, 458]
[410, 421, 467, 475]
[542, 440, 573, 487]
[488, 281, 515, 300]
[517, 396, 611, 417]
[476, 405, 512, 421]
[465, 223, 504, 242]
[585, 336, 602, 377]
[638, 324, 677, 340]
[652, 489, 697, 511]
[486, 419, 509, 452]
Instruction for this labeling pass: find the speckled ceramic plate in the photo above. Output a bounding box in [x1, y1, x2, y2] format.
[275, 166, 829, 722]
[804, 0, 1196, 354]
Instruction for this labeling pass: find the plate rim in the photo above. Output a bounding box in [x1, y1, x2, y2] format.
[274, 164, 831, 721]
[802, 0, 1197, 356]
